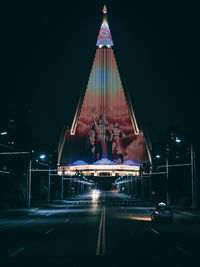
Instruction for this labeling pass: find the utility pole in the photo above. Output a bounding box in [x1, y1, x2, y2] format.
[28, 159, 32, 208]
[135, 178, 137, 197]
[141, 176, 144, 199]
[48, 169, 51, 204]
[149, 175, 152, 201]
[191, 145, 196, 211]
[61, 172, 64, 200]
[166, 158, 169, 205]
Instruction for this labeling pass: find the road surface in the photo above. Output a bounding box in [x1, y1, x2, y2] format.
[0, 191, 199, 266]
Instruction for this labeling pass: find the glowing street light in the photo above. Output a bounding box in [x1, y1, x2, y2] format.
[39, 154, 46, 159]
[0, 132, 7, 135]
[175, 137, 181, 143]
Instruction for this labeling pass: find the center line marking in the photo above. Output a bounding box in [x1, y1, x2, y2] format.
[151, 228, 159, 235]
[64, 219, 70, 223]
[45, 228, 54, 235]
[96, 206, 106, 256]
[102, 206, 106, 255]
[9, 246, 26, 258]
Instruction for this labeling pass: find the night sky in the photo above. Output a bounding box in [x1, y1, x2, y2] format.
[1, 0, 200, 145]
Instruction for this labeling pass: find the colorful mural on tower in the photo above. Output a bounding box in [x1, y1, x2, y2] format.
[58, 9, 151, 166]
[60, 49, 150, 165]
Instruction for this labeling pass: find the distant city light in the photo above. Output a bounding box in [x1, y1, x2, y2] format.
[156, 155, 161, 159]
[175, 137, 181, 143]
[0, 132, 7, 135]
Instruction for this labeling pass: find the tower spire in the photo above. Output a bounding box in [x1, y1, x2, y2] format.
[96, 5, 113, 48]
[103, 5, 107, 14]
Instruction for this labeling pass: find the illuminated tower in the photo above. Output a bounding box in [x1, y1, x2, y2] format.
[58, 6, 151, 168]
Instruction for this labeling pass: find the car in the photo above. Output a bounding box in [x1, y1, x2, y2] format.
[151, 202, 173, 222]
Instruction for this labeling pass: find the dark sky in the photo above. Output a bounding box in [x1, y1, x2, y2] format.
[1, 0, 200, 145]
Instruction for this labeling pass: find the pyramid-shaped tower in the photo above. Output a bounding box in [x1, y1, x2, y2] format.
[58, 6, 151, 166]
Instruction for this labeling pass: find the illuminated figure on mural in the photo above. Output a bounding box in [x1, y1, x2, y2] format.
[112, 122, 126, 164]
[105, 120, 112, 160]
[86, 124, 96, 162]
[94, 113, 105, 160]
[86, 115, 128, 164]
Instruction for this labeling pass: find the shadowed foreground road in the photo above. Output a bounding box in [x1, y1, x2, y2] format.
[0, 191, 200, 267]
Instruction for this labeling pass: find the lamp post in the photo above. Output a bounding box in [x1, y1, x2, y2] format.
[27, 158, 32, 208]
[174, 140, 196, 210]
[161, 138, 196, 209]
[28, 154, 47, 208]
[48, 169, 51, 204]
[191, 145, 196, 211]
[61, 169, 64, 200]
[166, 158, 169, 205]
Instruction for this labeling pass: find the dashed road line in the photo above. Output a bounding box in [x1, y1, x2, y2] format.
[64, 219, 70, 223]
[176, 246, 192, 257]
[151, 228, 159, 235]
[174, 219, 181, 224]
[24, 219, 34, 224]
[8, 246, 26, 258]
[96, 206, 106, 256]
[176, 211, 200, 217]
[45, 227, 54, 235]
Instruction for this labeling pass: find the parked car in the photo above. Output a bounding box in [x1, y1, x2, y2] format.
[151, 202, 173, 222]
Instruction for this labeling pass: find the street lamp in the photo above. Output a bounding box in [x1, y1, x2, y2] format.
[39, 154, 46, 159]
[27, 153, 48, 208]
[0, 132, 8, 136]
[164, 137, 196, 210]
[174, 138, 196, 210]
[175, 137, 181, 143]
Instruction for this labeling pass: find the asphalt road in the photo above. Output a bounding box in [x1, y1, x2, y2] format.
[0, 191, 200, 267]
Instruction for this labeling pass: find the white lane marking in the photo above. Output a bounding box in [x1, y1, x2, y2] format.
[151, 228, 159, 235]
[174, 219, 181, 224]
[9, 246, 26, 258]
[24, 219, 34, 224]
[176, 246, 192, 257]
[45, 228, 54, 235]
[96, 207, 105, 256]
[102, 206, 106, 255]
[64, 219, 70, 223]
[176, 211, 200, 217]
